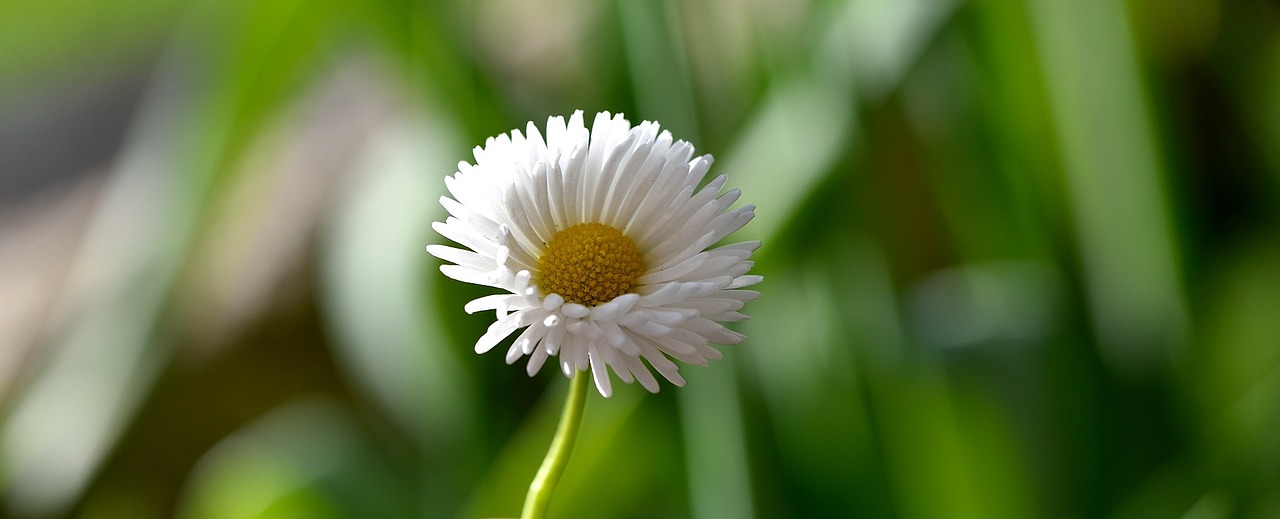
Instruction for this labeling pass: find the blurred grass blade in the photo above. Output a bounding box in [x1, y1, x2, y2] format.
[0, 28, 210, 518]
[727, 0, 957, 244]
[0, 0, 341, 514]
[841, 0, 959, 100]
[318, 112, 481, 516]
[1028, 0, 1189, 372]
[320, 114, 476, 442]
[616, 0, 699, 138]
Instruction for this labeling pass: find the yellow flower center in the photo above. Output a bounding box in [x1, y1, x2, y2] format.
[536, 222, 645, 307]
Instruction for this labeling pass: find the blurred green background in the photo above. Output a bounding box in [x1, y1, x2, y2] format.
[2, 0, 1279, 517]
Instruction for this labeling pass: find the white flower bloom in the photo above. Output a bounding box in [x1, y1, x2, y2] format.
[427, 110, 761, 397]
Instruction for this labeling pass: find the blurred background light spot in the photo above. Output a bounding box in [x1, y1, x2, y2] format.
[177, 399, 359, 519]
[908, 261, 1060, 351]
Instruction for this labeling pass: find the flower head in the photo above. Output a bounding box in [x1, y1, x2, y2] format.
[427, 110, 760, 397]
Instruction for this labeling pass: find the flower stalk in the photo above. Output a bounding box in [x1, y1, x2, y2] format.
[521, 372, 590, 519]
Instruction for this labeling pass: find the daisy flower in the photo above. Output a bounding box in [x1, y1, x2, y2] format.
[427, 110, 760, 397]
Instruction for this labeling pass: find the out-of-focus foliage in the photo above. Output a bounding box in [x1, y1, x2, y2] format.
[1, 0, 1278, 517]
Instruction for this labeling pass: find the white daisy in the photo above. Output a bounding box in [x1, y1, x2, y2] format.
[427, 110, 761, 397]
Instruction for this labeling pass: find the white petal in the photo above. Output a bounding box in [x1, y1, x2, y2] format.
[526, 346, 551, 376]
[545, 159, 568, 232]
[517, 322, 548, 354]
[641, 307, 697, 326]
[627, 320, 674, 337]
[626, 181, 692, 239]
[545, 114, 569, 152]
[637, 252, 707, 285]
[588, 349, 613, 398]
[440, 265, 493, 286]
[590, 293, 639, 321]
[475, 314, 520, 354]
[694, 342, 724, 360]
[569, 334, 590, 372]
[426, 245, 495, 271]
[729, 275, 764, 289]
[679, 255, 749, 283]
[718, 289, 762, 301]
[433, 220, 497, 257]
[542, 293, 565, 311]
[607, 133, 670, 229]
[566, 320, 591, 336]
[639, 280, 721, 307]
[631, 184, 697, 247]
[709, 329, 747, 344]
[562, 145, 587, 224]
[561, 303, 590, 318]
[512, 162, 555, 246]
[649, 331, 699, 358]
[544, 324, 566, 355]
[587, 132, 637, 220]
[600, 138, 653, 227]
[598, 319, 635, 354]
[505, 342, 524, 364]
[624, 355, 661, 393]
[499, 187, 544, 264]
[464, 294, 522, 314]
[636, 338, 686, 386]
[611, 360, 635, 384]
[708, 205, 756, 243]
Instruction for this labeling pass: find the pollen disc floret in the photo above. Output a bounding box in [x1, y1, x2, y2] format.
[427, 110, 761, 397]
[537, 223, 645, 307]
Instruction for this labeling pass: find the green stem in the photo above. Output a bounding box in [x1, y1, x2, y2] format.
[521, 372, 590, 519]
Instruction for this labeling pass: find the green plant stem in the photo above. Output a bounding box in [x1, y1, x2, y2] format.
[521, 372, 590, 519]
